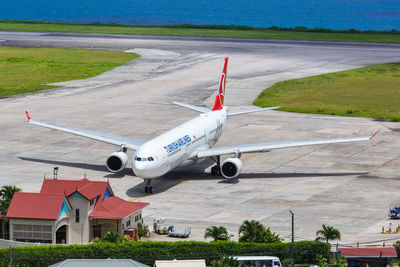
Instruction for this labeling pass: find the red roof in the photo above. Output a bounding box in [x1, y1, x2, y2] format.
[90, 196, 149, 219]
[340, 247, 397, 258]
[41, 178, 112, 200]
[7, 192, 66, 220]
[8, 177, 148, 221]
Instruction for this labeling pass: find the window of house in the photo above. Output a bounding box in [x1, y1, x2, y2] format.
[90, 198, 95, 206]
[75, 209, 80, 223]
[127, 219, 130, 227]
[13, 224, 52, 242]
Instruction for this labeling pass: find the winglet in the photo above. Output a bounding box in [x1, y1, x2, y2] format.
[371, 128, 382, 139]
[25, 111, 31, 121]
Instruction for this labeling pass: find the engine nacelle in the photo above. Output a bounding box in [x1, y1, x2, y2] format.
[106, 151, 128, 172]
[221, 158, 243, 179]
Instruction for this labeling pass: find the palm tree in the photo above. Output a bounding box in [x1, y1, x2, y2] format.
[238, 220, 266, 243]
[210, 256, 240, 267]
[0, 185, 21, 239]
[315, 224, 341, 243]
[204, 226, 229, 241]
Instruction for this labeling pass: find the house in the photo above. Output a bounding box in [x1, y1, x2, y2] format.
[6, 177, 149, 244]
[339, 247, 398, 267]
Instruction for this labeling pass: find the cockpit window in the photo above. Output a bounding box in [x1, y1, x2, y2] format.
[135, 156, 154, 161]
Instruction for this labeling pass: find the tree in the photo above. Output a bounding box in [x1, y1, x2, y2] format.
[315, 224, 341, 243]
[204, 226, 229, 241]
[238, 220, 281, 243]
[0, 185, 21, 239]
[101, 231, 122, 243]
[263, 226, 282, 243]
[210, 256, 240, 267]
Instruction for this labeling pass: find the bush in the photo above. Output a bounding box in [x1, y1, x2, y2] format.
[0, 240, 330, 266]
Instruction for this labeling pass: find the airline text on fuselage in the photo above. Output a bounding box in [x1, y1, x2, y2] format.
[163, 135, 192, 153]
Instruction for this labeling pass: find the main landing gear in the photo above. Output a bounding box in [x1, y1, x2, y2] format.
[211, 156, 222, 176]
[144, 179, 153, 193]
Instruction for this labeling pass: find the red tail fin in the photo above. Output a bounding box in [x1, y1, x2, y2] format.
[212, 57, 228, 111]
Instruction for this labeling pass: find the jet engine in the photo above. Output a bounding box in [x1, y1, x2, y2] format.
[221, 158, 243, 179]
[106, 151, 128, 172]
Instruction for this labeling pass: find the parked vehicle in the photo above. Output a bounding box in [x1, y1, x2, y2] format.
[153, 218, 174, 235]
[389, 205, 400, 219]
[168, 227, 191, 238]
[234, 256, 282, 267]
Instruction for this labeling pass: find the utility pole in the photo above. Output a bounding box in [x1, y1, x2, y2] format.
[290, 210, 294, 267]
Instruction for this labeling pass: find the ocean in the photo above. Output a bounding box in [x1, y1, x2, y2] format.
[1, 0, 400, 31]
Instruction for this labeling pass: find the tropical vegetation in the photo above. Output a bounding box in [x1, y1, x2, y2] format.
[238, 220, 281, 243]
[0, 240, 330, 266]
[101, 231, 122, 243]
[204, 226, 230, 241]
[0, 185, 21, 238]
[315, 224, 341, 243]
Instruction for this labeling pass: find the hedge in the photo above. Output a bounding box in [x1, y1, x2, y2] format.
[0, 240, 330, 266]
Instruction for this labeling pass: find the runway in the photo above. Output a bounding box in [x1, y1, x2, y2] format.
[1, 32, 400, 243]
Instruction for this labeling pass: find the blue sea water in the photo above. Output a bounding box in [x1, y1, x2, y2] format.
[1, 0, 400, 31]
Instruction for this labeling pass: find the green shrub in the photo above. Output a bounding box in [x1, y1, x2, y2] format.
[0, 240, 330, 266]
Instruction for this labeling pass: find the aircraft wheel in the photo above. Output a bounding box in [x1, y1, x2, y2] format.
[149, 186, 153, 193]
[145, 186, 149, 193]
[211, 166, 219, 176]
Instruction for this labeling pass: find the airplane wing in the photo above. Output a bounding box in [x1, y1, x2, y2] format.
[194, 130, 381, 158]
[25, 111, 144, 150]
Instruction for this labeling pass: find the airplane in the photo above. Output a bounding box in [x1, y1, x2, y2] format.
[25, 57, 380, 193]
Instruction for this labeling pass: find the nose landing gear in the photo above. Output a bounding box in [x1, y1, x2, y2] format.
[144, 179, 153, 193]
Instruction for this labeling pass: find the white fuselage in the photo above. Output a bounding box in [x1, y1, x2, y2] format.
[132, 108, 227, 179]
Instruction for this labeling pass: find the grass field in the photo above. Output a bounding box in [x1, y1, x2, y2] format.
[1, 21, 400, 43]
[254, 63, 400, 122]
[0, 47, 138, 97]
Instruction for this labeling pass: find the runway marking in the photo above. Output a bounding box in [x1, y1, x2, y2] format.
[129, 153, 259, 201]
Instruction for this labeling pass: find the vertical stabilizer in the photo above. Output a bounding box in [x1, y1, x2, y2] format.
[212, 57, 228, 111]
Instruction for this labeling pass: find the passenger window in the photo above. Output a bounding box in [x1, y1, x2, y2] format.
[137, 157, 141, 161]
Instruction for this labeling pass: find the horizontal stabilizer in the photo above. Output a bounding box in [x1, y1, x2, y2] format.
[227, 106, 280, 116]
[173, 101, 210, 113]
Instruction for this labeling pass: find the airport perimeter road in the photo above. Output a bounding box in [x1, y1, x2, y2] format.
[1, 32, 400, 243]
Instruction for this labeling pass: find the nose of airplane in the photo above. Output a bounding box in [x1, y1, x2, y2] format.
[132, 160, 148, 178]
[132, 158, 168, 178]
